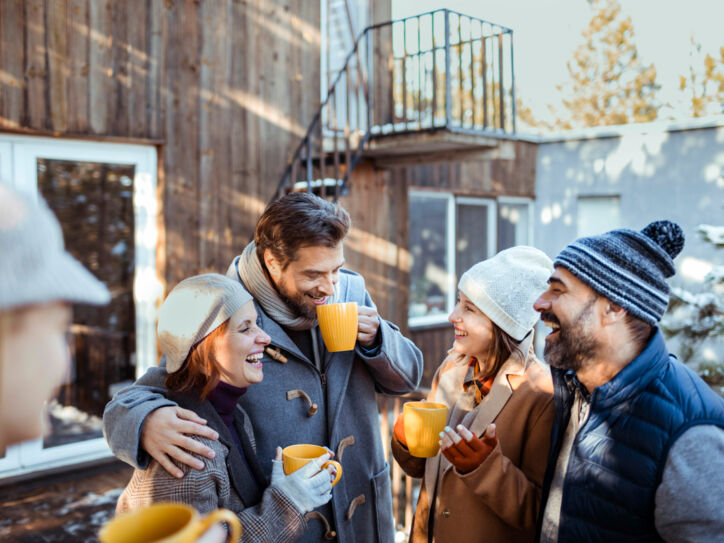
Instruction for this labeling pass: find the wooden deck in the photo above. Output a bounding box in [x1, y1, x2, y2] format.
[0, 460, 133, 542]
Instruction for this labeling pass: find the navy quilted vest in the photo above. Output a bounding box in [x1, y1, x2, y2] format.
[537, 329, 724, 543]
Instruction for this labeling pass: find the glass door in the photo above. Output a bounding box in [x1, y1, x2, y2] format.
[0, 135, 159, 478]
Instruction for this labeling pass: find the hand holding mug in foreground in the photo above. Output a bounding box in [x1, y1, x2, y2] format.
[440, 423, 498, 474]
[98, 502, 241, 543]
[270, 447, 337, 514]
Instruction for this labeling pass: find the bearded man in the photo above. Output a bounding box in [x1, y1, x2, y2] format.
[532, 220, 724, 543]
[103, 192, 423, 542]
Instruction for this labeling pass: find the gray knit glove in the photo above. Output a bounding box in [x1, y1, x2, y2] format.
[270, 449, 334, 514]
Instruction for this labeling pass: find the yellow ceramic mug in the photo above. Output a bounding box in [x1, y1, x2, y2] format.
[316, 302, 358, 352]
[403, 401, 449, 458]
[98, 502, 242, 543]
[282, 444, 343, 487]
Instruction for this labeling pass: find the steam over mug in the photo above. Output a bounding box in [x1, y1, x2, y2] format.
[282, 444, 343, 487]
[316, 302, 358, 352]
[403, 401, 449, 457]
[98, 502, 241, 543]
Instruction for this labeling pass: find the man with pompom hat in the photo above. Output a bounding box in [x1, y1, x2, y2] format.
[533, 220, 724, 543]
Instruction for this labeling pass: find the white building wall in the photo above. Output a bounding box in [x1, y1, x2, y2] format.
[533, 117, 724, 290]
[531, 116, 724, 361]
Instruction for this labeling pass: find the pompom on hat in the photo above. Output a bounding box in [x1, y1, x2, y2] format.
[0, 184, 110, 310]
[158, 273, 253, 373]
[458, 246, 554, 341]
[554, 220, 685, 325]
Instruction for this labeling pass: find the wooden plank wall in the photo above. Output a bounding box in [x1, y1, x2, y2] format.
[345, 141, 538, 386]
[339, 161, 408, 325]
[0, 0, 320, 291]
[403, 141, 537, 198]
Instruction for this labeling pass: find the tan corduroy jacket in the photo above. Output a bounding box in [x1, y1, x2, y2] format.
[392, 338, 555, 543]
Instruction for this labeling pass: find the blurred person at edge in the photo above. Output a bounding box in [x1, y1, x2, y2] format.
[392, 247, 556, 543]
[0, 186, 230, 543]
[115, 274, 336, 543]
[0, 183, 110, 453]
[534, 220, 724, 543]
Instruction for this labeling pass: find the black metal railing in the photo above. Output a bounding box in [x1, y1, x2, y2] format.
[272, 9, 515, 201]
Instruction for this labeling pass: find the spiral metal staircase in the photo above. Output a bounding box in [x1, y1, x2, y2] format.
[272, 8, 517, 202]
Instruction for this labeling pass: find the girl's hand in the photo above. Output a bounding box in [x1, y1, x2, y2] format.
[440, 423, 497, 474]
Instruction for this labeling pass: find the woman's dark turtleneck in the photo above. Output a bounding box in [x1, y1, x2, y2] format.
[208, 379, 247, 427]
[207, 380, 250, 471]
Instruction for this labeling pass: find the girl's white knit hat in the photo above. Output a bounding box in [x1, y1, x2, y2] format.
[458, 246, 553, 341]
[158, 273, 253, 373]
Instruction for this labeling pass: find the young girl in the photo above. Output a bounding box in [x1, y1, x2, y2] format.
[116, 274, 335, 542]
[392, 246, 555, 543]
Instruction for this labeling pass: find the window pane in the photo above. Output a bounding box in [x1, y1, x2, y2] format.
[456, 203, 489, 279]
[577, 196, 621, 237]
[498, 201, 530, 250]
[409, 194, 450, 320]
[37, 159, 136, 448]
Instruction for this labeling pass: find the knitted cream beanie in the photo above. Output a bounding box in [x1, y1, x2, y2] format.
[158, 273, 253, 373]
[458, 246, 553, 341]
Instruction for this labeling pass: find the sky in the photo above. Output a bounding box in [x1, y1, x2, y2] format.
[393, 0, 724, 124]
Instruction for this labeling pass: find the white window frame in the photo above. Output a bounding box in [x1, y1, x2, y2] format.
[0, 134, 160, 479]
[408, 192, 496, 328]
[497, 196, 534, 247]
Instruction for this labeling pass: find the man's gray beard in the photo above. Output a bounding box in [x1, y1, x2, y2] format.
[544, 298, 599, 372]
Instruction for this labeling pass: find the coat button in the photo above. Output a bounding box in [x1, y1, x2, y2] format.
[442, 509, 450, 518]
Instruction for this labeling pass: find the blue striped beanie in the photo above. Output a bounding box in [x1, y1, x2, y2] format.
[554, 220, 685, 325]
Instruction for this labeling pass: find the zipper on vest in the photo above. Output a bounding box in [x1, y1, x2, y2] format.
[320, 373, 327, 387]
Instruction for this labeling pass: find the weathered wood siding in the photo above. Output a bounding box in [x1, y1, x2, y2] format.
[345, 141, 538, 385]
[339, 161, 408, 324]
[0, 0, 320, 289]
[404, 141, 537, 198]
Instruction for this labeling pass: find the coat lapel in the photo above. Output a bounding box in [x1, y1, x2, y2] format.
[171, 391, 264, 507]
[224, 415, 264, 506]
[318, 273, 356, 437]
[423, 356, 471, 502]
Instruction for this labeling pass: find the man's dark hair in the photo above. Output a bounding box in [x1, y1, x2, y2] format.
[255, 192, 351, 269]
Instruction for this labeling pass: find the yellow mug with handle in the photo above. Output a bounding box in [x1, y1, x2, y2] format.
[98, 502, 241, 543]
[282, 444, 343, 486]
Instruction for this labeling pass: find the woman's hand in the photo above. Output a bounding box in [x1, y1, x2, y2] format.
[141, 406, 220, 478]
[440, 423, 497, 474]
[270, 447, 335, 514]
